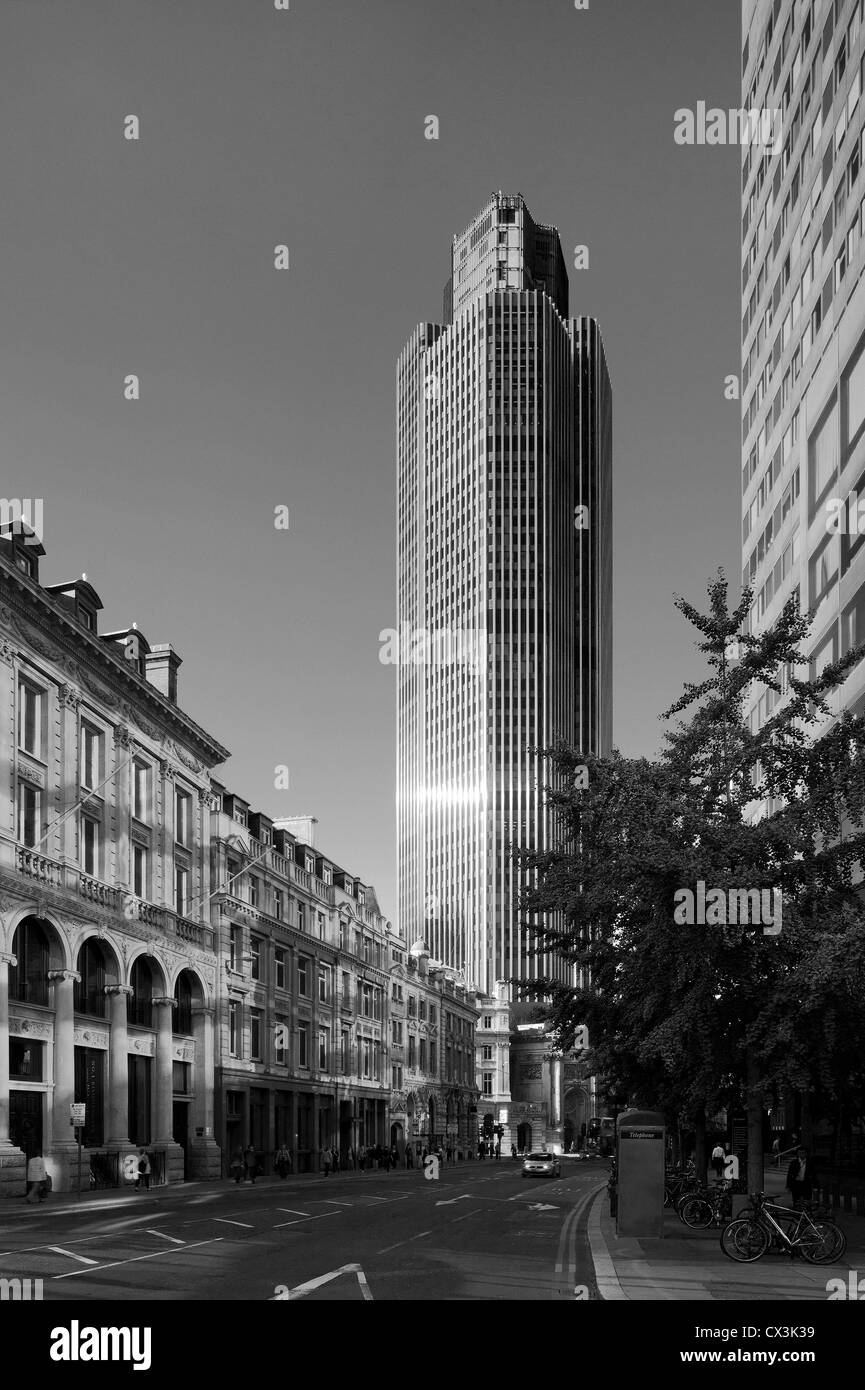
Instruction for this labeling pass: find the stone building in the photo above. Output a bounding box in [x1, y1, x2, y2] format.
[388, 938, 479, 1159]
[211, 801, 393, 1173]
[0, 523, 227, 1194]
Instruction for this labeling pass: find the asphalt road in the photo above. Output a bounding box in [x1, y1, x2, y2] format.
[0, 1159, 607, 1301]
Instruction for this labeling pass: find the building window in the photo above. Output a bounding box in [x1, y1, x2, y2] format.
[362, 983, 373, 1018]
[229, 1001, 240, 1057]
[317, 912, 325, 938]
[482, 1044, 493, 1061]
[341, 1029, 350, 1073]
[275, 948, 286, 990]
[250, 1009, 262, 1061]
[419, 1000, 426, 1021]
[17, 679, 42, 758]
[482, 1072, 493, 1096]
[419, 1038, 427, 1070]
[274, 1019, 286, 1064]
[844, 334, 865, 453]
[133, 761, 150, 821]
[250, 936, 262, 981]
[298, 902, 306, 933]
[175, 864, 189, 917]
[408, 1035, 416, 1067]
[274, 888, 284, 921]
[81, 815, 100, 877]
[483, 1015, 493, 1028]
[230, 925, 241, 971]
[80, 722, 102, 791]
[809, 396, 839, 516]
[318, 965, 331, 1004]
[298, 1022, 309, 1068]
[172, 1061, 190, 1094]
[408, 995, 417, 1018]
[362, 1038, 372, 1078]
[17, 781, 39, 848]
[250, 878, 260, 910]
[342, 971, 351, 1007]
[318, 1028, 329, 1070]
[133, 844, 148, 899]
[429, 1041, 436, 1071]
[429, 1005, 436, 1026]
[298, 958, 309, 996]
[175, 789, 191, 848]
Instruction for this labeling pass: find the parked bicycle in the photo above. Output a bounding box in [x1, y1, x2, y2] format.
[720, 1191, 847, 1264]
[663, 1171, 701, 1208]
[677, 1181, 735, 1229]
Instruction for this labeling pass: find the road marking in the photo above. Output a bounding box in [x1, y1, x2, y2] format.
[450, 1208, 488, 1223]
[528, 1202, 559, 1212]
[213, 1218, 255, 1228]
[47, 1246, 99, 1265]
[322, 1200, 353, 1206]
[435, 1193, 473, 1207]
[409, 1230, 431, 1241]
[146, 1229, 185, 1244]
[273, 1212, 339, 1230]
[270, 1262, 372, 1301]
[53, 1237, 223, 1280]
[376, 1240, 405, 1253]
[276, 1208, 310, 1218]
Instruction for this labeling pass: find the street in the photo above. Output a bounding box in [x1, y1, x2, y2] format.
[0, 1161, 606, 1301]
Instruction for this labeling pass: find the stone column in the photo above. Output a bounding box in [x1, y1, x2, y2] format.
[188, 1005, 220, 1180]
[114, 725, 134, 890]
[0, 952, 26, 1195]
[48, 969, 80, 1153]
[152, 996, 176, 1145]
[105, 984, 133, 1145]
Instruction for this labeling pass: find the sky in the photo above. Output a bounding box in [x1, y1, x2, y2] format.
[0, 0, 743, 922]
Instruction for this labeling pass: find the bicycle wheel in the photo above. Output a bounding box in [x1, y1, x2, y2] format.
[720, 1217, 770, 1262]
[800, 1221, 847, 1265]
[680, 1197, 714, 1229]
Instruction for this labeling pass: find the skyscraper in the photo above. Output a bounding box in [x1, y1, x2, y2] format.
[741, 2, 865, 739]
[396, 192, 612, 1012]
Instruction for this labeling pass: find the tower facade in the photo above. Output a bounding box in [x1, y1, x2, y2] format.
[396, 192, 612, 1006]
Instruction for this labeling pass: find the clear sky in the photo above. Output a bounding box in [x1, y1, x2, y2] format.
[0, 0, 742, 922]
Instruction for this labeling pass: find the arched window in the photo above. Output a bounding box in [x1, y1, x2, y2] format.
[130, 956, 154, 1028]
[10, 918, 49, 1005]
[74, 939, 106, 1017]
[174, 972, 193, 1035]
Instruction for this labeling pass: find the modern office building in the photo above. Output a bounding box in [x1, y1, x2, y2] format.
[741, 1, 865, 737]
[396, 192, 613, 1147]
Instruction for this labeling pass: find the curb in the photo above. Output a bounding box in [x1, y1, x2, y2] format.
[587, 1187, 628, 1300]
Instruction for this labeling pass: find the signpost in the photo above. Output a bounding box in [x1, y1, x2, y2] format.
[70, 1103, 85, 1198]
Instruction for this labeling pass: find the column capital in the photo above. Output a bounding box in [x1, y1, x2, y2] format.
[159, 759, 175, 781]
[58, 683, 81, 711]
[0, 952, 17, 969]
[48, 969, 81, 984]
[0, 639, 16, 666]
[104, 984, 134, 997]
[152, 995, 177, 1009]
[115, 723, 135, 749]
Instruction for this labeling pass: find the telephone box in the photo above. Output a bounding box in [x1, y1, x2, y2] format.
[616, 1108, 665, 1237]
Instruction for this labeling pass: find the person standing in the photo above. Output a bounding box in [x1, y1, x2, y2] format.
[25, 1151, 48, 1204]
[230, 1147, 244, 1183]
[711, 1142, 725, 1180]
[135, 1149, 151, 1191]
[786, 1147, 818, 1207]
[244, 1142, 257, 1183]
[323, 1148, 331, 1177]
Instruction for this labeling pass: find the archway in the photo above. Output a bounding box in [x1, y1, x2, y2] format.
[517, 1121, 532, 1155]
[10, 917, 55, 1005]
[74, 937, 120, 1017]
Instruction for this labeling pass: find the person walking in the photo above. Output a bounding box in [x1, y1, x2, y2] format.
[711, 1142, 725, 1180]
[274, 1144, 291, 1178]
[244, 1143, 257, 1183]
[230, 1147, 244, 1183]
[25, 1151, 48, 1204]
[135, 1149, 151, 1191]
[786, 1147, 819, 1207]
[511, 1142, 517, 1161]
[323, 1148, 331, 1177]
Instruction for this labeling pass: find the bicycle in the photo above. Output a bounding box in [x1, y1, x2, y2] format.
[664, 1172, 701, 1208]
[720, 1191, 847, 1264]
[678, 1182, 734, 1230]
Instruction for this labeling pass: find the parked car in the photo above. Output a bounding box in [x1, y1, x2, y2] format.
[522, 1151, 561, 1179]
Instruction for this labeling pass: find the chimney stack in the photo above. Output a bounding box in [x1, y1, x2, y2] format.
[145, 643, 182, 703]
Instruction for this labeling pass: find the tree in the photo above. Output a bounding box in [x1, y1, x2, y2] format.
[519, 573, 865, 1192]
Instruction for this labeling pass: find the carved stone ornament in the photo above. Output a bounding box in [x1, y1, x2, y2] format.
[59, 684, 82, 711]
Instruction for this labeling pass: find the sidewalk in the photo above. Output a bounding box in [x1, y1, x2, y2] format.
[588, 1171, 865, 1301]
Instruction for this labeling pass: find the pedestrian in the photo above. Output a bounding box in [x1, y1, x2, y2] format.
[25, 1150, 48, 1204]
[406, 1145, 413, 1169]
[786, 1147, 818, 1207]
[275, 1143, 291, 1178]
[244, 1142, 257, 1183]
[495, 1141, 501, 1161]
[711, 1142, 725, 1180]
[323, 1148, 331, 1177]
[135, 1149, 151, 1191]
[332, 1147, 340, 1174]
[511, 1143, 517, 1161]
[230, 1147, 244, 1183]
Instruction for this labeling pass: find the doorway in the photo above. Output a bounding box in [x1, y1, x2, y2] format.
[10, 1090, 43, 1160]
[172, 1101, 189, 1179]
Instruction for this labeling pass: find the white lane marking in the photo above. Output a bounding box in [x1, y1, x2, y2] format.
[450, 1208, 489, 1223]
[47, 1246, 99, 1265]
[270, 1262, 371, 1301]
[409, 1230, 431, 1241]
[213, 1218, 254, 1228]
[273, 1212, 339, 1230]
[321, 1200, 353, 1206]
[435, 1193, 473, 1207]
[53, 1237, 223, 1280]
[376, 1240, 405, 1253]
[276, 1209, 310, 1218]
[146, 1229, 185, 1245]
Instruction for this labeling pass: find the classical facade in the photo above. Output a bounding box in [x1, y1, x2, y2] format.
[212, 803, 393, 1173]
[388, 938, 479, 1158]
[0, 523, 228, 1195]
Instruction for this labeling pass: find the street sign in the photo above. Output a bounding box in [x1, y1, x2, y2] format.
[70, 1103, 85, 1126]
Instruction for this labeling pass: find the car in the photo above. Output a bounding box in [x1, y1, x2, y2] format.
[522, 1151, 561, 1179]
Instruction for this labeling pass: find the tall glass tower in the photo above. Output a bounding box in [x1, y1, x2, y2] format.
[396, 192, 612, 999]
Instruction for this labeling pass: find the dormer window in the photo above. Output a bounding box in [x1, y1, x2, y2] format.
[358, 888, 366, 906]
[322, 866, 332, 885]
[305, 853, 314, 874]
[15, 552, 35, 578]
[78, 606, 94, 631]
